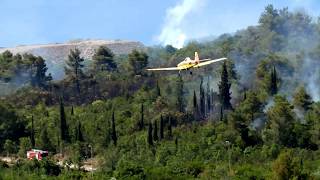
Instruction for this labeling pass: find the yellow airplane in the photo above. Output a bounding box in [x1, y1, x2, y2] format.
[146, 52, 227, 74]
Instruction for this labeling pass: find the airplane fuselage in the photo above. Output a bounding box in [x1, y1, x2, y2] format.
[177, 57, 199, 70]
[146, 51, 226, 73]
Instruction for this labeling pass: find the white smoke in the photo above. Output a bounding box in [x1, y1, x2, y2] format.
[251, 117, 266, 130]
[303, 59, 320, 102]
[156, 0, 319, 49]
[157, 0, 204, 48]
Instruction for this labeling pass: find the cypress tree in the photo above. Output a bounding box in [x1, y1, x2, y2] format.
[168, 116, 172, 139]
[30, 116, 35, 148]
[210, 89, 215, 112]
[71, 106, 74, 116]
[206, 80, 211, 113]
[270, 66, 278, 95]
[160, 115, 164, 140]
[200, 78, 206, 117]
[111, 110, 117, 146]
[148, 123, 153, 146]
[193, 91, 199, 120]
[153, 121, 158, 141]
[139, 103, 144, 130]
[75, 121, 84, 142]
[218, 62, 232, 110]
[220, 106, 224, 121]
[59, 97, 69, 143]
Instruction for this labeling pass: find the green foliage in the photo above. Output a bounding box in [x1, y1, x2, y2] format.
[93, 46, 117, 72]
[30, 116, 35, 148]
[147, 123, 153, 146]
[219, 62, 232, 110]
[270, 66, 278, 95]
[1, 5, 320, 179]
[39, 125, 55, 151]
[4, 139, 16, 155]
[0, 52, 51, 88]
[272, 149, 309, 180]
[199, 78, 206, 117]
[0, 102, 27, 151]
[74, 121, 84, 142]
[153, 120, 158, 141]
[266, 95, 296, 147]
[128, 50, 148, 75]
[111, 110, 117, 146]
[64, 48, 85, 94]
[18, 137, 32, 157]
[237, 91, 263, 122]
[293, 86, 313, 111]
[59, 98, 70, 143]
[31, 56, 52, 88]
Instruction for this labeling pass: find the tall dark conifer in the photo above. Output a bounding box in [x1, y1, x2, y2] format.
[206, 81, 211, 113]
[153, 121, 158, 141]
[270, 66, 278, 95]
[210, 89, 215, 112]
[71, 106, 74, 116]
[220, 106, 224, 121]
[111, 110, 117, 146]
[30, 116, 35, 148]
[59, 97, 69, 143]
[218, 62, 232, 110]
[147, 123, 153, 146]
[193, 91, 199, 120]
[75, 121, 84, 142]
[199, 79, 206, 117]
[168, 116, 172, 139]
[139, 103, 144, 130]
[160, 115, 164, 140]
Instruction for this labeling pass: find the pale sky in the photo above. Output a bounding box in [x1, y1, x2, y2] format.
[0, 0, 319, 48]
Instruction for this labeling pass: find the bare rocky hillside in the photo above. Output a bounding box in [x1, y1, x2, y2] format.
[0, 39, 145, 79]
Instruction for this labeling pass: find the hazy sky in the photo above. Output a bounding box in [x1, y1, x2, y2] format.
[0, 0, 319, 48]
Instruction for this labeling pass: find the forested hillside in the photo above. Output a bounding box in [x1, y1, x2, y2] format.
[0, 5, 320, 179]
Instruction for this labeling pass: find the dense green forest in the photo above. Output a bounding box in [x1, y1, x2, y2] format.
[0, 5, 320, 179]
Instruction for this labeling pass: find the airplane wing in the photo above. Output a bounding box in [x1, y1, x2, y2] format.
[194, 58, 227, 68]
[146, 67, 182, 71]
[199, 58, 212, 62]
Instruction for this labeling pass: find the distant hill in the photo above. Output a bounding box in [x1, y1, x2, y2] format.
[0, 39, 145, 79]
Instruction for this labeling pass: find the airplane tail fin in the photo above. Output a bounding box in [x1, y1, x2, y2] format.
[195, 52, 199, 63]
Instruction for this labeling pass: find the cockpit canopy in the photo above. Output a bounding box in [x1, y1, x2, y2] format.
[184, 57, 191, 61]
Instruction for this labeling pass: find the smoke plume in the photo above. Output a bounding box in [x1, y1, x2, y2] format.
[157, 0, 204, 48]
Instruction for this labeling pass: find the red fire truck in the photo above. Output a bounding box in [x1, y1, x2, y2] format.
[27, 149, 48, 160]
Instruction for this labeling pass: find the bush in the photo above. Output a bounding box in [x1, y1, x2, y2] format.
[0, 161, 9, 168]
[272, 149, 310, 180]
[12, 158, 61, 176]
